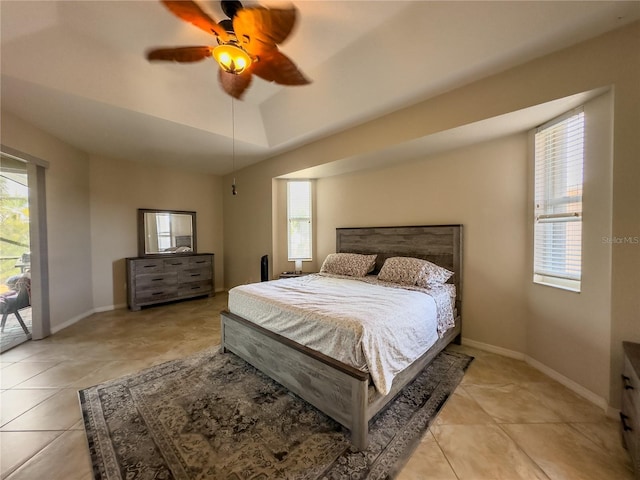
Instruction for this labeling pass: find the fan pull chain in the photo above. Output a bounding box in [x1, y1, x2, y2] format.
[231, 98, 237, 195]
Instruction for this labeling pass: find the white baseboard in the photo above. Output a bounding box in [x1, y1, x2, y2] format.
[93, 303, 127, 313]
[461, 337, 612, 414]
[462, 338, 526, 360]
[606, 405, 620, 420]
[50, 303, 127, 334]
[50, 309, 94, 334]
[524, 355, 609, 412]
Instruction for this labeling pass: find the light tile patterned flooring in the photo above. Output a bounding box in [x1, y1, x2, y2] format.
[0, 292, 633, 479]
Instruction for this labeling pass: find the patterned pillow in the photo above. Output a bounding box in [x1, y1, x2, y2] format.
[377, 257, 427, 285]
[416, 261, 454, 287]
[320, 253, 377, 277]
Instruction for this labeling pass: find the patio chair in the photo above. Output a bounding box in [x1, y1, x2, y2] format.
[0, 275, 31, 336]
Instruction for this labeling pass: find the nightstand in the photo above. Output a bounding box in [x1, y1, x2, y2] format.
[621, 341, 640, 478]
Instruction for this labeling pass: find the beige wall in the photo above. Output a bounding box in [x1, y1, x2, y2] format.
[311, 91, 613, 401]
[1, 112, 225, 327]
[224, 22, 640, 407]
[272, 180, 289, 277]
[273, 179, 318, 277]
[89, 155, 224, 309]
[316, 135, 530, 353]
[525, 92, 614, 401]
[1, 112, 94, 332]
[223, 166, 274, 285]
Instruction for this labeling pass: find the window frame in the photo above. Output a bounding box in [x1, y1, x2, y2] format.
[533, 107, 584, 292]
[287, 180, 313, 262]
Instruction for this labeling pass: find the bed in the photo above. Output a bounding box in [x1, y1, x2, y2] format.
[220, 225, 462, 450]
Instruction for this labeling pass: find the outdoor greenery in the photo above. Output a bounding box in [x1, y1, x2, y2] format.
[0, 175, 30, 292]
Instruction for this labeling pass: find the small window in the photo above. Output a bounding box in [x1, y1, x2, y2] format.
[155, 213, 172, 251]
[287, 180, 312, 261]
[533, 108, 584, 291]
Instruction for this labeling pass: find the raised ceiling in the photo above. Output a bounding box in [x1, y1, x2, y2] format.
[1, 1, 638, 175]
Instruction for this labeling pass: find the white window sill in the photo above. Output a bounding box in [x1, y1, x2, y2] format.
[533, 275, 581, 293]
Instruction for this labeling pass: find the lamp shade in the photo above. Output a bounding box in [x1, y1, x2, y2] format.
[212, 44, 251, 74]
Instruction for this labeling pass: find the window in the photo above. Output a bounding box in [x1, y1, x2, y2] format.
[533, 108, 584, 291]
[155, 213, 172, 251]
[287, 180, 312, 261]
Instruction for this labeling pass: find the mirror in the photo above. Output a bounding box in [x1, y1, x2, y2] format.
[137, 209, 197, 257]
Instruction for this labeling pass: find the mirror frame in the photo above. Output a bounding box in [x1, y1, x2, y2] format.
[137, 208, 197, 257]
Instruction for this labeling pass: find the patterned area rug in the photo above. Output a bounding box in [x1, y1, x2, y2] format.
[79, 347, 472, 480]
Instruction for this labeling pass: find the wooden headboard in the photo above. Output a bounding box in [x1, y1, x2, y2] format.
[336, 225, 463, 305]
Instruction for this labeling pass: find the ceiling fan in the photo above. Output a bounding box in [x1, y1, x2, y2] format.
[146, 0, 310, 99]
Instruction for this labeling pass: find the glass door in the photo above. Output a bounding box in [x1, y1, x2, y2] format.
[0, 156, 32, 352]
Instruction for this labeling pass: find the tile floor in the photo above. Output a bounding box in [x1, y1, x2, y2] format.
[0, 292, 633, 479]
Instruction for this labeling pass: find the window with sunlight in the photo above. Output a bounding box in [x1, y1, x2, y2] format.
[155, 213, 172, 251]
[287, 181, 312, 261]
[533, 108, 584, 291]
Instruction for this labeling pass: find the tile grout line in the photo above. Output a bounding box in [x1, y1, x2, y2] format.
[0, 430, 66, 480]
[427, 429, 462, 480]
[0, 388, 62, 429]
[495, 423, 553, 480]
[452, 369, 554, 479]
[564, 421, 635, 473]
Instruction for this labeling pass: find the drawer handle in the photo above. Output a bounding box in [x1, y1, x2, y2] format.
[152, 292, 164, 296]
[152, 278, 163, 282]
[191, 286, 201, 290]
[195, 260, 206, 264]
[622, 374, 634, 390]
[620, 412, 633, 432]
[143, 265, 158, 268]
[190, 273, 201, 277]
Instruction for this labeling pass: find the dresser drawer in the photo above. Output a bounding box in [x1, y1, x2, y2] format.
[177, 280, 212, 297]
[621, 341, 640, 479]
[189, 255, 212, 267]
[135, 286, 178, 304]
[133, 259, 164, 274]
[178, 268, 212, 283]
[135, 272, 178, 290]
[621, 391, 638, 459]
[163, 257, 191, 269]
[623, 354, 639, 410]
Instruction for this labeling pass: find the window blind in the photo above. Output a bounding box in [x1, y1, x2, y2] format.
[287, 181, 312, 260]
[534, 108, 584, 287]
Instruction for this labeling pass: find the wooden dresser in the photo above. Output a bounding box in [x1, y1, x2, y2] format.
[622, 341, 640, 478]
[126, 254, 214, 311]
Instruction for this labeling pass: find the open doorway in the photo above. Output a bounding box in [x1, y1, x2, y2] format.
[0, 156, 32, 352]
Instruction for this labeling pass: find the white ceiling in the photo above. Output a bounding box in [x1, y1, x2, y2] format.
[1, 1, 638, 175]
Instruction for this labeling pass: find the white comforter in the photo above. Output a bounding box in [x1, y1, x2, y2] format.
[227, 273, 455, 395]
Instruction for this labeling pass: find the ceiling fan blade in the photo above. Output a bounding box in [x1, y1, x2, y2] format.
[161, 0, 229, 42]
[251, 49, 310, 86]
[233, 6, 297, 57]
[218, 70, 253, 99]
[146, 46, 213, 62]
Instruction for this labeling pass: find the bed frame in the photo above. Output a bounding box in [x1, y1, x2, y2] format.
[220, 225, 463, 450]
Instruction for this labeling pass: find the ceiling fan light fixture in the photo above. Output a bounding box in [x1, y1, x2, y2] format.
[213, 43, 251, 74]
